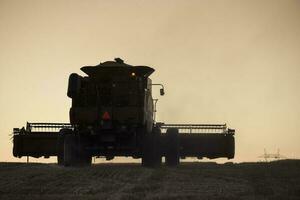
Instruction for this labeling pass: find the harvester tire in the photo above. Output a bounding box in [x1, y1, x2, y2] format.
[57, 129, 72, 166]
[142, 128, 162, 167]
[165, 128, 180, 166]
[153, 127, 162, 166]
[77, 147, 92, 166]
[142, 134, 154, 167]
[64, 134, 77, 166]
[84, 156, 92, 165]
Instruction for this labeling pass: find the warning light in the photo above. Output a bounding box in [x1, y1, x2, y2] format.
[102, 112, 111, 120]
[131, 72, 136, 76]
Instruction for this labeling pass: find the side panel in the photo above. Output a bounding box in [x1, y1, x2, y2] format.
[13, 133, 234, 159]
[178, 134, 235, 159]
[13, 133, 58, 158]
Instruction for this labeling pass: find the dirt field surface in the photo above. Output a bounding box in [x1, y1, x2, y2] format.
[0, 160, 299, 200]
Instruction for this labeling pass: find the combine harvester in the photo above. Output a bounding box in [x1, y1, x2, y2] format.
[13, 58, 235, 167]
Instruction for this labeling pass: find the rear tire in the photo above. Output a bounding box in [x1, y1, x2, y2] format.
[57, 129, 72, 166]
[142, 134, 154, 167]
[153, 127, 162, 166]
[77, 145, 92, 166]
[165, 128, 180, 166]
[84, 156, 92, 165]
[64, 134, 77, 166]
[142, 127, 162, 167]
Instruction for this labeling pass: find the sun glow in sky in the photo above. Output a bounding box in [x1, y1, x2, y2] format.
[0, 0, 300, 162]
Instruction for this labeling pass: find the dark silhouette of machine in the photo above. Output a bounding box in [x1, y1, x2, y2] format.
[13, 58, 235, 167]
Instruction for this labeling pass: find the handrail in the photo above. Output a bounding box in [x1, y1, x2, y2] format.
[157, 123, 234, 134]
[25, 122, 73, 132]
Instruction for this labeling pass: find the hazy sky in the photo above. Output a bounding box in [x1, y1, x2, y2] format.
[0, 0, 299, 162]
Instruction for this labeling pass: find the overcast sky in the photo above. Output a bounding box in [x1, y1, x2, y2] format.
[0, 0, 299, 162]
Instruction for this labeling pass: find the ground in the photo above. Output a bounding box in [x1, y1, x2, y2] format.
[0, 160, 299, 200]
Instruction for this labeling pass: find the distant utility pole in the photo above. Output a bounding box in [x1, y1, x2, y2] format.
[258, 148, 286, 162]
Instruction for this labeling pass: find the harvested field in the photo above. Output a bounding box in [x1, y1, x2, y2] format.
[0, 160, 299, 200]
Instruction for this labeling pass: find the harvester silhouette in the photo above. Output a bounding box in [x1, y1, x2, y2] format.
[13, 58, 235, 167]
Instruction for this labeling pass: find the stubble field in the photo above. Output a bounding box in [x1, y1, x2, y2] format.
[0, 160, 299, 200]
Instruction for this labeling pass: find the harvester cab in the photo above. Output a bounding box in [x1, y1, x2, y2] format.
[67, 58, 157, 134]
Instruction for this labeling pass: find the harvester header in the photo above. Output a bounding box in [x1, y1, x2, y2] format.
[13, 58, 235, 167]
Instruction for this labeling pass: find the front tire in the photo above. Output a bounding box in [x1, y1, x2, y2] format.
[64, 134, 77, 166]
[57, 129, 72, 166]
[142, 127, 162, 167]
[165, 128, 180, 166]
